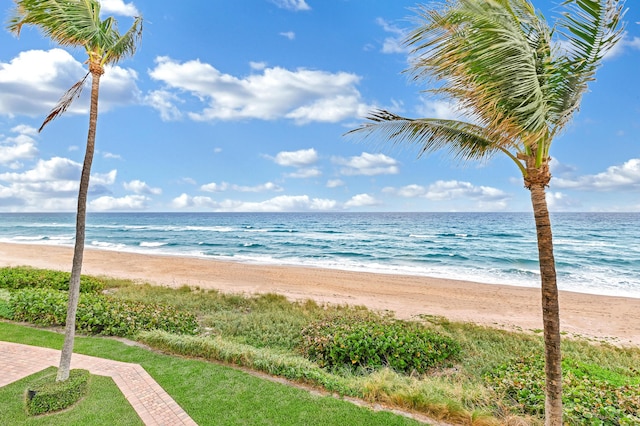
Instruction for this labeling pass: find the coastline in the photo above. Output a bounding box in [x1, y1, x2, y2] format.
[1, 242, 638, 346]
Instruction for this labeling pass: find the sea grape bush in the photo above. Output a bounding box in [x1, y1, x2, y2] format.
[9, 288, 198, 337]
[486, 355, 640, 425]
[0, 267, 103, 293]
[299, 318, 460, 374]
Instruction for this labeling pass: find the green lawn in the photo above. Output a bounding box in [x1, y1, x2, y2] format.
[0, 367, 143, 426]
[0, 322, 424, 426]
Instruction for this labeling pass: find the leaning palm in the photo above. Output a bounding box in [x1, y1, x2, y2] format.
[348, 0, 623, 424]
[7, 0, 142, 381]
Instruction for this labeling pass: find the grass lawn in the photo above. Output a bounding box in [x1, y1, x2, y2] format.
[0, 322, 423, 426]
[0, 367, 143, 426]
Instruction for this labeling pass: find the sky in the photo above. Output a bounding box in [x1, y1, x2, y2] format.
[0, 0, 639, 213]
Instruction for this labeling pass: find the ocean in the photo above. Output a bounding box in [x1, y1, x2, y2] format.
[0, 212, 638, 298]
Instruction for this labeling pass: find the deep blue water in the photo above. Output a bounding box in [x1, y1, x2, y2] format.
[0, 212, 638, 298]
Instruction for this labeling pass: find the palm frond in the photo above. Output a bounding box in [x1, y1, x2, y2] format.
[405, 0, 554, 142]
[8, 0, 101, 48]
[548, 0, 625, 131]
[38, 72, 90, 132]
[346, 109, 513, 164]
[102, 16, 143, 65]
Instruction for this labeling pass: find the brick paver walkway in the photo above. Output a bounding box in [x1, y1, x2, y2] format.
[0, 341, 197, 425]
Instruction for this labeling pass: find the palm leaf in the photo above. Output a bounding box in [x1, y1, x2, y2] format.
[38, 72, 89, 132]
[346, 109, 515, 164]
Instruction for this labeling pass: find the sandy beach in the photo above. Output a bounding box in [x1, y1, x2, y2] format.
[1, 242, 638, 346]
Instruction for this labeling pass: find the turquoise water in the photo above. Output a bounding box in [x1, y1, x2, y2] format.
[0, 212, 638, 298]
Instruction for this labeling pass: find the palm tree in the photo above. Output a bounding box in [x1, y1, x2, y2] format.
[7, 0, 142, 381]
[347, 0, 624, 424]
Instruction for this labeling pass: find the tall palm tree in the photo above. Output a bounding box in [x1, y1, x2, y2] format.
[347, 0, 624, 424]
[7, 0, 142, 381]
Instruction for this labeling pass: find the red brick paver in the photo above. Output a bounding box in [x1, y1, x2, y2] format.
[0, 341, 197, 425]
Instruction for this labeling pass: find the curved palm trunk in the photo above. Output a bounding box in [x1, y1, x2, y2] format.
[529, 183, 563, 425]
[57, 68, 102, 382]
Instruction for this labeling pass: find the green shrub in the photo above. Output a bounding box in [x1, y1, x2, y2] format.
[0, 267, 103, 293]
[486, 355, 640, 425]
[0, 288, 13, 319]
[299, 318, 460, 374]
[25, 369, 90, 416]
[9, 288, 198, 337]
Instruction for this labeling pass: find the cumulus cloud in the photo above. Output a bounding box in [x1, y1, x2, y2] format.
[0, 49, 140, 117]
[376, 18, 409, 54]
[124, 179, 162, 195]
[344, 193, 380, 208]
[90, 195, 149, 211]
[280, 31, 296, 40]
[286, 168, 321, 178]
[144, 90, 183, 121]
[546, 191, 582, 212]
[0, 157, 117, 211]
[270, 0, 311, 11]
[172, 194, 336, 212]
[269, 148, 321, 179]
[272, 148, 318, 167]
[0, 125, 39, 167]
[333, 152, 399, 176]
[98, 0, 139, 16]
[200, 181, 283, 193]
[383, 180, 510, 210]
[553, 158, 640, 191]
[326, 179, 345, 188]
[385, 180, 509, 202]
[148, 56, 369, 124]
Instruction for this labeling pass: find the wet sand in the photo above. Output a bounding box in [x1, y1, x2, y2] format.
[1, 242, 638, 345]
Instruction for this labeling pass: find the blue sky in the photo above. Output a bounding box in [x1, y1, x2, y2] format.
[0, 0, 639, 213]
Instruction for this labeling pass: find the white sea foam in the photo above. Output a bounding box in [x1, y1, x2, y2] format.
[140, 242, 168, 247]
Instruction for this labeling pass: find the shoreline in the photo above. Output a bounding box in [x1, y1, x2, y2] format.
[1, 242, 639, 346]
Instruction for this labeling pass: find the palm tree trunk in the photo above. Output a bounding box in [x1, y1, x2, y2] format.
[57, 68, 102, 382]
[529, 183, 563, 425]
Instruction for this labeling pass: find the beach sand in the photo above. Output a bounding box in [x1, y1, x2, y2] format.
[1, 242, 638, 346]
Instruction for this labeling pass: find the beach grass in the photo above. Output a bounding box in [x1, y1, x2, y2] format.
[2, 268, 640, 424]
[0, 322, 423, 426]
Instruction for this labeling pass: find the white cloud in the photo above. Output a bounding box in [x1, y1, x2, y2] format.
[272, 148, 318, 167]
[171, 193, 218, 210]
[546, 191, 582, 212]
[124, 180, 162, 195]
[250, 62, 267, 71]
[376, 18, 409, 54]
[148, 56, 369, 124]
[326, 179, 345, 188]
[0, 126, 39, 166]
[98, 0, 139, 17]
[0, 157, 117, 211]
[219, 195, 335, 212]
[200, 181, 283, 193]
[173, 193, 336, 212]
[286, 168, 322, 178]
[384, 180, 510, 210]
[144, 89, 183, 121]
[344, 193, 380, 208]
[553, 158, 640, 191]
[280, 31, 296, 40]
[270, 0, 311, 11]
[333, 152, 399, 176]
[0, 49, 140, 118]
[90, 195, 149, 211]
[102, 151, 122, 160]
[200, 182, 229, 192]
[416, 98, 465, 120]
